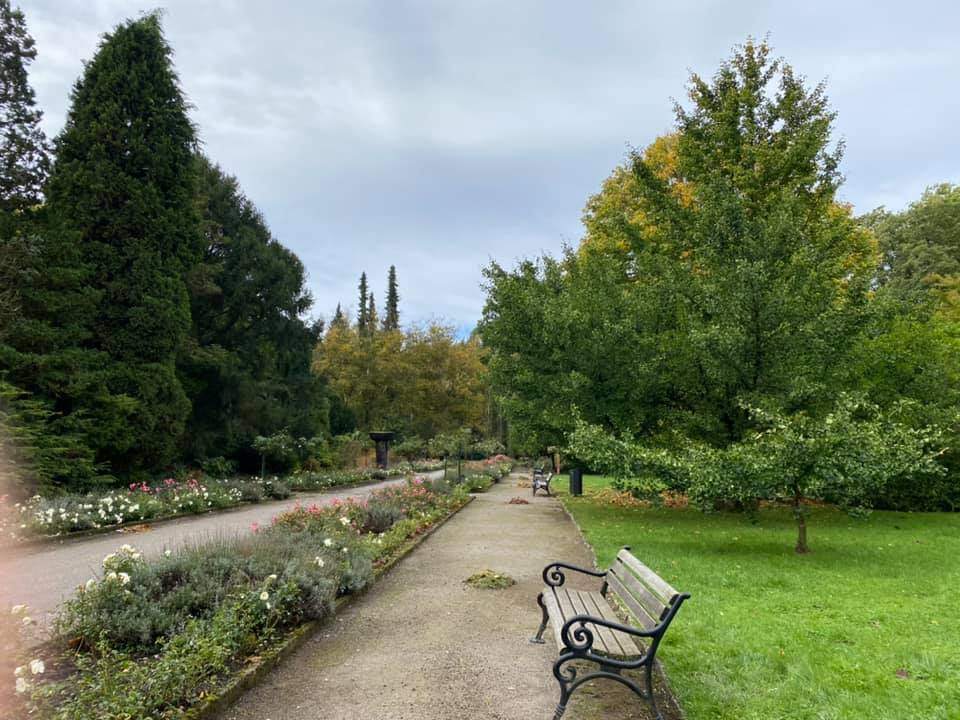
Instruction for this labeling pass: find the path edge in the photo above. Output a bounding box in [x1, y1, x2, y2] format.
[183, 494, 476, 720]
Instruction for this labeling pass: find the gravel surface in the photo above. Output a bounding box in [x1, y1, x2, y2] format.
[0, 472, 441, 625]
[216, 474, 681, 720]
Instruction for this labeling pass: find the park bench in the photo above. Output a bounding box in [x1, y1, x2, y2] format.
[531, 546, 690, 720]
[532, 470, 554, 496]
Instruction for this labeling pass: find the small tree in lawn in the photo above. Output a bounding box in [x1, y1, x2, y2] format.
[567, 396, 948, 554]
[687, 396, 948, 553]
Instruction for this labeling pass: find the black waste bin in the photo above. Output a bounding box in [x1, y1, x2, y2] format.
[569, 467, 583, 496]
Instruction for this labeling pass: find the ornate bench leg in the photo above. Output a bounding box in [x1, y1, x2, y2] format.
[646, 663, 663, 720]
[530, 592, 548, 643]
[551, 655, 575, 719]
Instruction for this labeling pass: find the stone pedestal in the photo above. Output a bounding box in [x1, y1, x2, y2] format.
[369, 431, 395, 469]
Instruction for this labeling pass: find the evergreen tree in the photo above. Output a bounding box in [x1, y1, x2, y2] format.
[45, 13, 201, 475]
[367, 293, 379, 332]
[357, 272, 369, 333]
[384, 264, 400, 330]
[180, 156, 328, 465]
[0, 0, 49, 210]
[330, 302, 347, 329]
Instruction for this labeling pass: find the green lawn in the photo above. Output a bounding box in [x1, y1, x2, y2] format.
[557, 475, 960, 720]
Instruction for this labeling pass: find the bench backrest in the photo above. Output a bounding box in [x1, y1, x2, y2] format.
[604, 547, 679, 631]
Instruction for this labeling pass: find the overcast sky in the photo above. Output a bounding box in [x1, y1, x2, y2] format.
[25, 0, 960, 331]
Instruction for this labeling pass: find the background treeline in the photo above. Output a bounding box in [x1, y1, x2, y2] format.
[0, 7, 491, 494]
[314, 270, 492, 443]
[480, 40, 959, 517]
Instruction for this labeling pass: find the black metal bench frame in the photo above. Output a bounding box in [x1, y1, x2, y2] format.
[532, 470, 554, 496]
[530, 546, 690, 720]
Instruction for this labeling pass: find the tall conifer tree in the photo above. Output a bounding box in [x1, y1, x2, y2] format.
[0, 0, 49, 210]
[330, 302, 347, 329]
[384, 264, 400, 330]
[46, 13, 201, 474]
[367, 293, 379, 332]
[357, 272, 369, 333]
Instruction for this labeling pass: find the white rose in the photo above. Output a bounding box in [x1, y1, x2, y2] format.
[314, 556, 325, 568]
[13, 666, 25, 678]
[259, 591, 269, 601]
[29, 659, 44, 675]
[15, 677, 28, 694]
[323, 538, 333, 547]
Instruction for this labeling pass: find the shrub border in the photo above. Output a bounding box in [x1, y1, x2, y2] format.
[181, 494, 475, 719]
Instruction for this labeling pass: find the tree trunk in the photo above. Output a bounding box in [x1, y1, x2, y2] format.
[793, 492, 809, 554]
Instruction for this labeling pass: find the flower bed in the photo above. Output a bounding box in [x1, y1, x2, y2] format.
[0, 459, 451, 543]
[285, 459, 444, 491]
[5, 475, 470, 719]
[0, 476, 291, 541]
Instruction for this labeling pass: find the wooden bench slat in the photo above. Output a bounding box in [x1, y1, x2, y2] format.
[610, 562, 668, 621]
[563, 589, 621, 657]
[580, 590, 638, 657]
[542, 590, 566, 651]
[605, 572, 658, 631]
[543, 587, 641, 658]
[615, 549, 678, 603]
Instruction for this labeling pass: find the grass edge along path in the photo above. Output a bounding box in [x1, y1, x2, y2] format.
[557, 475, 960, 720]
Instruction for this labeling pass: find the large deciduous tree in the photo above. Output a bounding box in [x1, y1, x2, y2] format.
[45, 13, 201, 475]
[482, 39, 878, 454]
[315, 319, 486, 438]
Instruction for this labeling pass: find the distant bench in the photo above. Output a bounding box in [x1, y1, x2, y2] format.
[531, 469, 554, 497]
[531, 546, 690, 720]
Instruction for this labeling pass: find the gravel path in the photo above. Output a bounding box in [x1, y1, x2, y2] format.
[0, 472, 441, 624]
[216, 473, 670, 720]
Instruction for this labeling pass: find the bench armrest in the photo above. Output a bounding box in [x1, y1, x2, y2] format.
[560, 613, 661, 652]
[542, 561, 606, 587]
[560, 592, 691, 652]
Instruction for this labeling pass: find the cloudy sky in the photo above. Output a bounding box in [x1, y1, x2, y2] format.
[25, 0, 960, 331]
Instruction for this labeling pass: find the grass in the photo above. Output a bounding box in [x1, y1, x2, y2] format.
[557, 475, 960, 720]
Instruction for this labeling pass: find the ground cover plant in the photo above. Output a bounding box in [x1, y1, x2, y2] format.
[8, 476, 470, 719]
[560, 476, 960, 720]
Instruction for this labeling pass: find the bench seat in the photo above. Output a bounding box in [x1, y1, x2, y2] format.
[541, 586, 643, 659]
